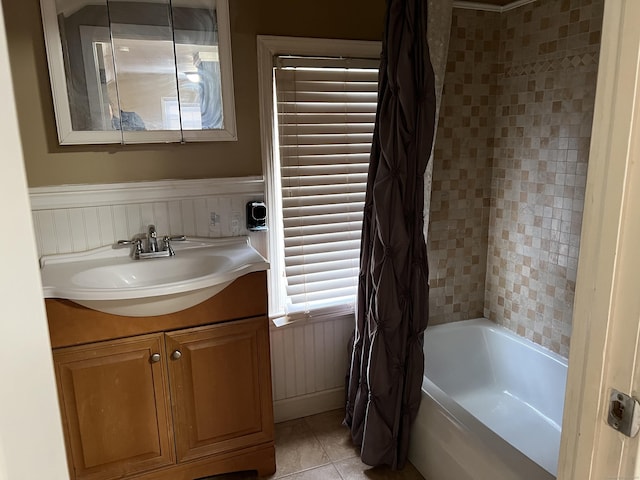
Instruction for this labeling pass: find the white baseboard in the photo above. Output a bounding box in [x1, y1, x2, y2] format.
[273, 387, 345, 424]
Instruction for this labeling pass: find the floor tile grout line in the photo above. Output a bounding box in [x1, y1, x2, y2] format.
[303, 409, 364, 464]
[269, 415, 335, 479]
[270, 460, 335, 479]
[302, 414, 334, 466]
[301, 410, 360, 479]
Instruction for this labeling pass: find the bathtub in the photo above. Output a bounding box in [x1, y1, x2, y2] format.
[408, 318, 567, 480]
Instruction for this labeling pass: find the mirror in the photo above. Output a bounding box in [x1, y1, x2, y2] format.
[40, 0, 236, 144]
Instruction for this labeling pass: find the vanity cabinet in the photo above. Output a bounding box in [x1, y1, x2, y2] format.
[53, 334, 175, 480]
[46, 271, 275, 480]
[166, 320, 272, 463]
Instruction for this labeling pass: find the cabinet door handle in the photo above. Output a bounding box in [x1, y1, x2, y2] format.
[171, 350, 182, 360]
[150, 353, 161, 363]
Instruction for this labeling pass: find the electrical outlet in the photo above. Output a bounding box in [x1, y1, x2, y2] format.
[209, 212, 221, 235]
[231, 212, 241, 235]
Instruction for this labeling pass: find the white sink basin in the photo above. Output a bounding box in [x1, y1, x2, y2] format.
[40, 237, 269, 317]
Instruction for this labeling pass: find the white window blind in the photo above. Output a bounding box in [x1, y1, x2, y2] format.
[274, 56, 379, 317]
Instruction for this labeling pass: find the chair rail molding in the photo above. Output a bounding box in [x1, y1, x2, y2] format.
[29, 176, 265, 210]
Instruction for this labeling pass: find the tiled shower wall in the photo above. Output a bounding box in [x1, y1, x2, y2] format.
[487, 0, 603, 357]
[428, 9, 500, 325]
[429, 0, 603, 358]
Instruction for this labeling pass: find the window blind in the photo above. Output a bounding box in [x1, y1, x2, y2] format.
[274, 57, 379, 315]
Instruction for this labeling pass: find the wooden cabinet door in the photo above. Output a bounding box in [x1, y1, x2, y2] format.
[53, 334, 175, 480]
[165, 316, 274, 462]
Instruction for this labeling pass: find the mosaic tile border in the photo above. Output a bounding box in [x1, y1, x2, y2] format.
[503, 48, 599, 78]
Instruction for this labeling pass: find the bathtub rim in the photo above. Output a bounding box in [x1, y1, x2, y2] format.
[426, 318, 569, 369]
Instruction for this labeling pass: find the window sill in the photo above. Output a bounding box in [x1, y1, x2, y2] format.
[270, 304, 356, 328]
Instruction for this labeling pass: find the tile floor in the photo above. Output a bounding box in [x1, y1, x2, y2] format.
[205, 409, 425, 480]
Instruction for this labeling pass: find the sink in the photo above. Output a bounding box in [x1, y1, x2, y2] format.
[71, 256, 232, 289]
[40, 237, 269, 317]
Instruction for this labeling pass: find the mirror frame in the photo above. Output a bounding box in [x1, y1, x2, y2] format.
[40, 0, 237, 145]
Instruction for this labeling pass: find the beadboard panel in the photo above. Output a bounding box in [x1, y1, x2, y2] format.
[30, 178, 266, 258]
[269, 313, 354, 421]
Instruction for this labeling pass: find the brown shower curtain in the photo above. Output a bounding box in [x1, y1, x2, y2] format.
[344, 0, 436, 469]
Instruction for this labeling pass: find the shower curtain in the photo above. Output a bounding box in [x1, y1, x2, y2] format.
[344, 0, 437, 469]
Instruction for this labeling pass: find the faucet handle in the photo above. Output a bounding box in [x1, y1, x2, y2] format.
[162, 235, 186, 256]
[115, 238, 143, 258]
[116, 239, 142, 247]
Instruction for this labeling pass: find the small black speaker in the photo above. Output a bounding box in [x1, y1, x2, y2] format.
[246, 201, 267, 231]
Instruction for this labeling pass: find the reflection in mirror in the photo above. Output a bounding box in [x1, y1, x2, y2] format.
[54, 0, 116, 133]
[109, 0, 182, 142]
[173, 0, 224, 131]
[42, 0, 236, 144]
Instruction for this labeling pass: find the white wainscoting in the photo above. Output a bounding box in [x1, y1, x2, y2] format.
[30, 177, 266, 257]
[30, 177, 352, 423]
[270, 313, 354, 423]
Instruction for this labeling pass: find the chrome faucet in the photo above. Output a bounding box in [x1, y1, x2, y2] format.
[116, 225, 185, 259]
[147, 225, 159, 252]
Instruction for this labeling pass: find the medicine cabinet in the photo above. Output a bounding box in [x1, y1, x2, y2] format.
[40, 0, 237, 145]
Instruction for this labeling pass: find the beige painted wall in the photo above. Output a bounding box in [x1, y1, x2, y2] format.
[2, 0, 385, 187]
[0, 1, 69, 476]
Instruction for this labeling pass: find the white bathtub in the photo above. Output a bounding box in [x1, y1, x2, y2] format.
[408, 318, 567, 480]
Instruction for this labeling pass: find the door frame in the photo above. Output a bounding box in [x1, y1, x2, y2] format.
[558, 0, 640, 478]
[0, 2, 69, 479]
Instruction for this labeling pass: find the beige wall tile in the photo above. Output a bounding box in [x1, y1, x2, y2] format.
[429, 0, 604, 358]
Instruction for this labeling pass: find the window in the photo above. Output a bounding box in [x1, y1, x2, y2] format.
[257, 37, 381, 324]
[161, 99, 203, 130]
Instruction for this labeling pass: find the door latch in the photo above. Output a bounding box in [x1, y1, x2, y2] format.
[607, 389, 640, 437]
